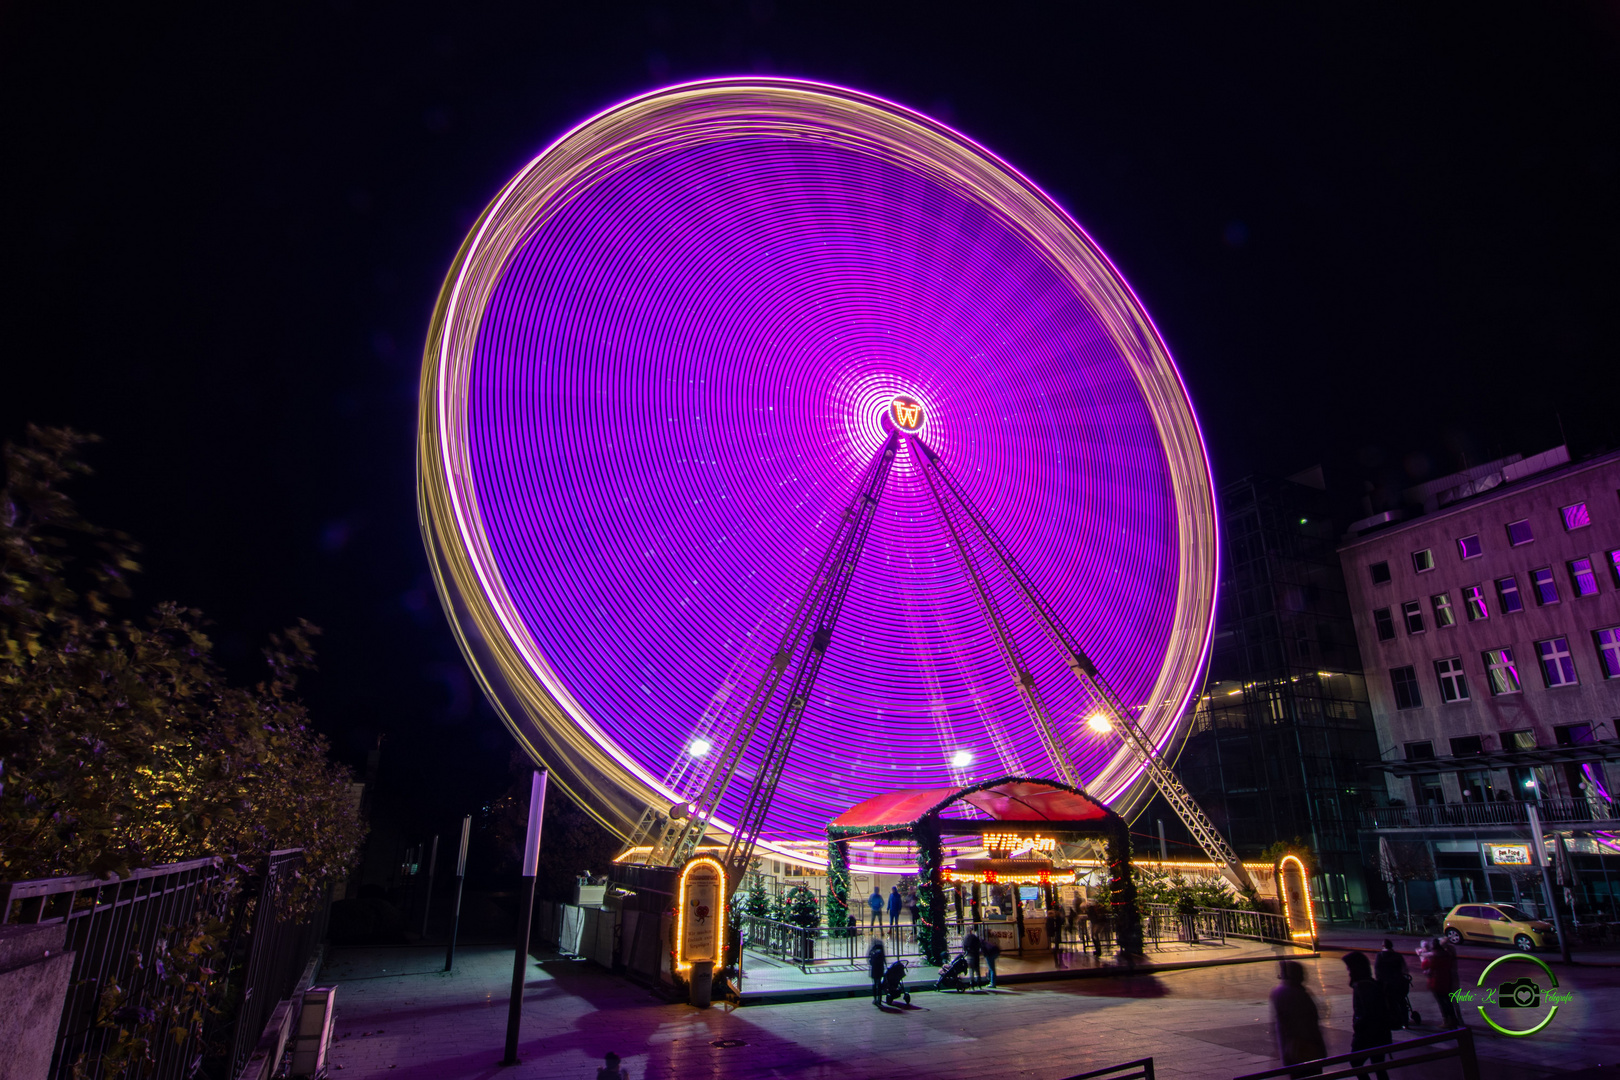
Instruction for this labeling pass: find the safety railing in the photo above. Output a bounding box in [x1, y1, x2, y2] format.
[1361, 796, 1616, 830]
[1141, 904, 1294, 946]
[0, 850, 326, 1080]
[1063, 1058, 1155, 1080]
[1233, 1027, 1477, 1080]
[738, 914, 924, 969]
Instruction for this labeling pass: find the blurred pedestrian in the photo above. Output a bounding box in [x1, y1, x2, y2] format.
[888, 885, 902, 930]
[1374, 939, 1410, 1030]
[596, 1051, 628, 1080]
[984, 934, 1002, 989]
[963, 928, 983, 987]
[1421, 937, 1460, 1027]
[867, 887, 883, 930]
[1343, 951, 1391, 1080]
[866, 938, 887, 1006]
[1270, 960, 1325, 1078]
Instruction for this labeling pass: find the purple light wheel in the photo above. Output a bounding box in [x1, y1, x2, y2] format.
[418, 78, 1217, 858]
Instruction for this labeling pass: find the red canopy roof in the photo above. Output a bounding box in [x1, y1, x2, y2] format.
[830, 778, 1112, 828]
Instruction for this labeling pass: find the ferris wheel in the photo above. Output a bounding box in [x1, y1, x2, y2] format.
[417, 78, 1240, 887]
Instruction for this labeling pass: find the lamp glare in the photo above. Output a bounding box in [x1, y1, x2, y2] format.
[689, 738, 712, 758]
[951, 750, 974, 768]
[1086, 713, 1113, 734]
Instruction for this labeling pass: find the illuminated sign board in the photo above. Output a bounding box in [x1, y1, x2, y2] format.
[1489, 844, 1533, 866]
[890, 395, 924, 431]
[982, 833, 1055, 853]
[676, 856, 726, 970]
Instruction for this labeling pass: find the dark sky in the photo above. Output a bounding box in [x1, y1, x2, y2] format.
[5, 3, 1618, 835]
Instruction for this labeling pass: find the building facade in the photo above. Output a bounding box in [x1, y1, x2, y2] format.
[1339, 447, 1620, 919]
[1160, 471, 1381, 920]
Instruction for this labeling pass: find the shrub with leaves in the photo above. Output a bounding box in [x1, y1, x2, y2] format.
[0, 426, 363, 913]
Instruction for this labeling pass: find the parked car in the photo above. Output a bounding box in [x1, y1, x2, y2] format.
[1442, 903, 1556, 950]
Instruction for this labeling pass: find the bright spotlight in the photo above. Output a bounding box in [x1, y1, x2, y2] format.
[688, 738, 712, 758]
[951, 749, 974, 769]
[1086, 713, 1113, 734]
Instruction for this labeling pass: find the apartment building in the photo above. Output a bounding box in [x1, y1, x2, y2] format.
[1339, 446, 1620, 917]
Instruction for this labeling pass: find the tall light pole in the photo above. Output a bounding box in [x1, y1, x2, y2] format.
[1525, 804, 1571, 963]
[445, 816, 471, 972]
[503, 770, 547, 1066]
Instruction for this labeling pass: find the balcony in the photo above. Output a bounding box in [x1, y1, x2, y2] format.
[1360, 796, 1618, 831]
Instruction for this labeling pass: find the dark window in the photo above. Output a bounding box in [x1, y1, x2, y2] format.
[1504, 730, 1537, 750]
[1412, 549, 1435, 573]
[1373, 607, 1395, 641]
[1464, 585, 1489, 621]
[1496, 576, 1523, 613]
[1450, 735, 1484, 756]
[1562, 503, 1590, 531]
[1554, 723, 1595, 747]
[1507, 519, 1534, 546]
[1532, 567, 1559, 605]
[1609, 550, 1620, 588]
[1370, 561, 1392, 584]
[1570, 558, 1598, 597]
[1435, 657, 1468, 702]
[1458, 534, 1482, 559]
[1391, 665, 1422, 709]
[1402, 600, 1425, 634]
[1404, 741, 1435, 761]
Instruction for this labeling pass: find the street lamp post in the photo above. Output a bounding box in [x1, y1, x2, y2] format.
[502, 770, 547, 1066]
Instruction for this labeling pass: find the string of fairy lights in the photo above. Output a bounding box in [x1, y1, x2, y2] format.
[418, 78, 1218, 863]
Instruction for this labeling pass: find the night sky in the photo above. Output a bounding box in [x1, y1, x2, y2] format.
[5, 4, 1617, 843]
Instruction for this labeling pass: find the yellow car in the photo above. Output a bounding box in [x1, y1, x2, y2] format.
[1442, 903, 1557, 951]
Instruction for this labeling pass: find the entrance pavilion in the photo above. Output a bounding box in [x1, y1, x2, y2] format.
[825, 777, 1141, 963]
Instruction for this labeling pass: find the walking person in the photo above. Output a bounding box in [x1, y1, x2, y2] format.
[1343, 951, 1392, 1080]
[963, 928, 983, 988]
[867, 886, 884, 931]
[596, 1052, 629, 1080]
[866, 938, 887, 1006]
[888, 885, 902, 931]
[1270, 960, 1326, 1078]
[1423, 936, 1461, 1028]
[1374, 939, 1410, 1030]
[984, 933, 1002, 989]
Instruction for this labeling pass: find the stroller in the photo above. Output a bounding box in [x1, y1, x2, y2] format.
[1383, 973, 1421, 1029]
[935, 954, 972, 993]
[882, 959, 912, 1005]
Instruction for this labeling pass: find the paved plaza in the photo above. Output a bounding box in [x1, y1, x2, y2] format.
[320, 943, 1620, 1079]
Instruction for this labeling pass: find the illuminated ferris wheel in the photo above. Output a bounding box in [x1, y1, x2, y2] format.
[417, 78, 1238, 885]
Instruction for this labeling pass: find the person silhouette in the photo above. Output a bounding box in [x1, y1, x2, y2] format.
[867, 887, 883, 930]
[888, 885, 902, 930]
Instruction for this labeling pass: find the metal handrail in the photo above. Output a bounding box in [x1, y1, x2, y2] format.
[1062, 1057, 1155, 1080]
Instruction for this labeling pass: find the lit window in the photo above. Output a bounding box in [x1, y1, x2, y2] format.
[1402, 600, 1424, 634]
[1531, 567, 1559, 605]
[1391, 665, 1422, 709]
[1570, 558, 1598, 597]
[1536, 637, 1577, 687]
[1412, 549, 1435, 573]
[1561, 503, 1590, 531]
[1507, 519, 1534, 546]
[1435, 657, 1469, 703]
[1483, 648, 1521, 695]
[1458, 534, 1482, 559]
[1505, 730, 1536, 750]
[1431, 592, 1455, 627]
[1609, 550, 1620, 588]
[1495, 576, 1523, 613]
[1373, 607, 1395, 641]
[1595, 626, 1620, 680]
[1464, 585, 1489, 621]
[1370, 561, 1392, 584]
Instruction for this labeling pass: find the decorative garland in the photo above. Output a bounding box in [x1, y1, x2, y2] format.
[824, 839, 852, 928]
[913, 815, 948, 965]
[1106, 818, 1143, 956]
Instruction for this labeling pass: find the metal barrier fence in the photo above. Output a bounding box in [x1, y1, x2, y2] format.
[1141, 904, 1294, 947]
[0, 850, 325, 1080]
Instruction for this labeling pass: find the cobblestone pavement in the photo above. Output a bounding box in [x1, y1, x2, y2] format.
[321, 944, 1619, 1080]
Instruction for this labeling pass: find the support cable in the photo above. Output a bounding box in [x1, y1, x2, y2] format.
[913, 436, 1253, 893]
